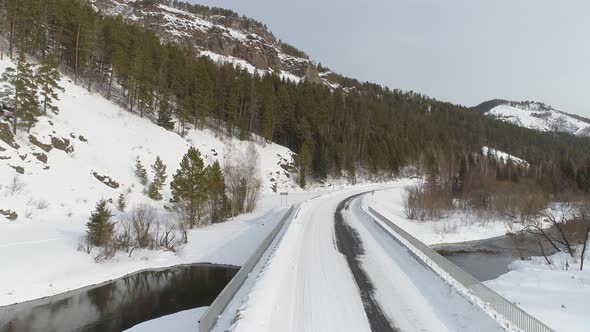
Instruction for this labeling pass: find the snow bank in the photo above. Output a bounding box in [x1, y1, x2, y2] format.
[125, 307, 207, 332]
[486, 249, 590, 332]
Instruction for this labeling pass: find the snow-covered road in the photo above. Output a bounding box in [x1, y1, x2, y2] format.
[227, 188, 504, 331]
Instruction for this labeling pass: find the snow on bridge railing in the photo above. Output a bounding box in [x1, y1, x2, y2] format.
[198, 205, 296, 332]
[367, 206, 555, 332]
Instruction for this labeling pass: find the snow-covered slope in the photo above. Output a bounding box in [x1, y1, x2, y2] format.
[0, 53, 301, 306]
[475, 100, 590, 136]
[0, 55, 296, 223]
[482, 146, 529, 167]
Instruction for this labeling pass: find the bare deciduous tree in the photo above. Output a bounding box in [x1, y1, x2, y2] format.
[224, 143, 262, 216]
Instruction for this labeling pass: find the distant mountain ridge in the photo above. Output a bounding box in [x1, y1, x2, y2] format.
[473, 99, 590, 137]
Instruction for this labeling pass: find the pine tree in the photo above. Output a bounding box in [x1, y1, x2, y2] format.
[157, 92, 174, 130]
[36, 54, 64, 115]
[206, 160, 227, 223]
[116, 193, 126, 212]
[0, 51, 39, 134]
[148, 156, 167, 200]
[134, 156, 148, 186]
[86, 199, 114, 246]
[170, 147, 208, 227]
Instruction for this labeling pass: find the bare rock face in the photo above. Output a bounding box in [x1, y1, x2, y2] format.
[89, 0, 328, 85]
[29, 135, 53, 152]
[92, 171, 120, 189]
[0, 123, 19, 149]
[33, 152, 48, 163]
[10, 165, 24, 174]
[0, 209, 18, 221]
[51, 136, 74, 153]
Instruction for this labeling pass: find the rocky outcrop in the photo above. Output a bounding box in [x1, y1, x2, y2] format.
[0, 209, 18, 221]
[29, 135, 53, 152]
[90, 0, 325, 84]
[0, 123, 19, 149]
[51, 136, 74, 153]
[92, 171, 120, 189]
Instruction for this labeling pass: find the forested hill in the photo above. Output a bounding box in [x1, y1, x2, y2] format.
[3, 0, 590, 186]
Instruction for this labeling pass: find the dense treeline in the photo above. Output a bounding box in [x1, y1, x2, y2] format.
[3, 0, 590, 189]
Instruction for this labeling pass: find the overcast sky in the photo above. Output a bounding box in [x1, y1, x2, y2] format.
[192, 0, 590, 117]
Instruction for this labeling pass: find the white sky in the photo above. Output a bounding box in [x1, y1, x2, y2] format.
[192, 0, 590, 117]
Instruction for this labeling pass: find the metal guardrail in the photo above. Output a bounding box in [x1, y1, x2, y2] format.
[367, 206, 555, 332]
[198, 205, 296, 332]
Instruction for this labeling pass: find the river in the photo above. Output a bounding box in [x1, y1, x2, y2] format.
[0, 264, 238, 332]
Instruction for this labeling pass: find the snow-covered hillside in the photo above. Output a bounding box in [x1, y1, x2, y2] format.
[0, 53, 301, 305]
[476, 100, 590, 136]
[0, 55, 297, 223]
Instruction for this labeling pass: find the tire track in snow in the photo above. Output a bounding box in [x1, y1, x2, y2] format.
[334, 194, 398, 332]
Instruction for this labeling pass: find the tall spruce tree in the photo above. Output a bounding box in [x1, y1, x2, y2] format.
[148, 156, 167, 200]
[134, 156, 148, 186]
[0, 51, 39, 134]
[86, 199, 114, 247]
[36, 54, 64, 115]
[157, 92, 174, 130]
[206, 160, 227, 223]
[170, 147, 208, 227]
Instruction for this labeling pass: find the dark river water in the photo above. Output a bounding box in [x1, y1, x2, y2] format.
[0, 264, 238, 332]
[441, 251, 516, 281]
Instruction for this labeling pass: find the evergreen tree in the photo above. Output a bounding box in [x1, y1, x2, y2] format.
[116, 193, 126, 212]
[206, 160, 227, 223]
[299, 141, 313, 188]
[86, 199, 115, 247]
[0, 51, 39, 134]
[157, 92, 174, 130]
[134, 156, 148, 186]
[36, 54, 64, 115]
[170, 147, 208, 227]
[148, 156, 167, 200]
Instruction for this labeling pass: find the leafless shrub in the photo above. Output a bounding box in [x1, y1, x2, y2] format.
[521, 203, 576, 258]
[35, 200, 49, 210]
[574, 200, 590, 221]
[5, 176, 25, 196]
[542, 205, 576, 257]
[77, 235, 93, 254]
[403, 184, 452, 221]
[157, 222, 178, 252]
[116, 219, 133, 252]
[129, 204, 157, 249]
[403, 186, 423, 220]
[494, 189, 547, 223]
[94, 239, 116, 262]
[224, 143, 262, 216]
[23, 210, 33, 219]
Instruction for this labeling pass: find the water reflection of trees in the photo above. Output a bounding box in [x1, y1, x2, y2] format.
[1, 265, 239, 332]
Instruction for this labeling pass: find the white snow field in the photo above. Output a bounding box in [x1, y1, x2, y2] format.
[485, 250, 590, 332]
[369, 186, 509, 245]
[221, 183, 503, 332]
